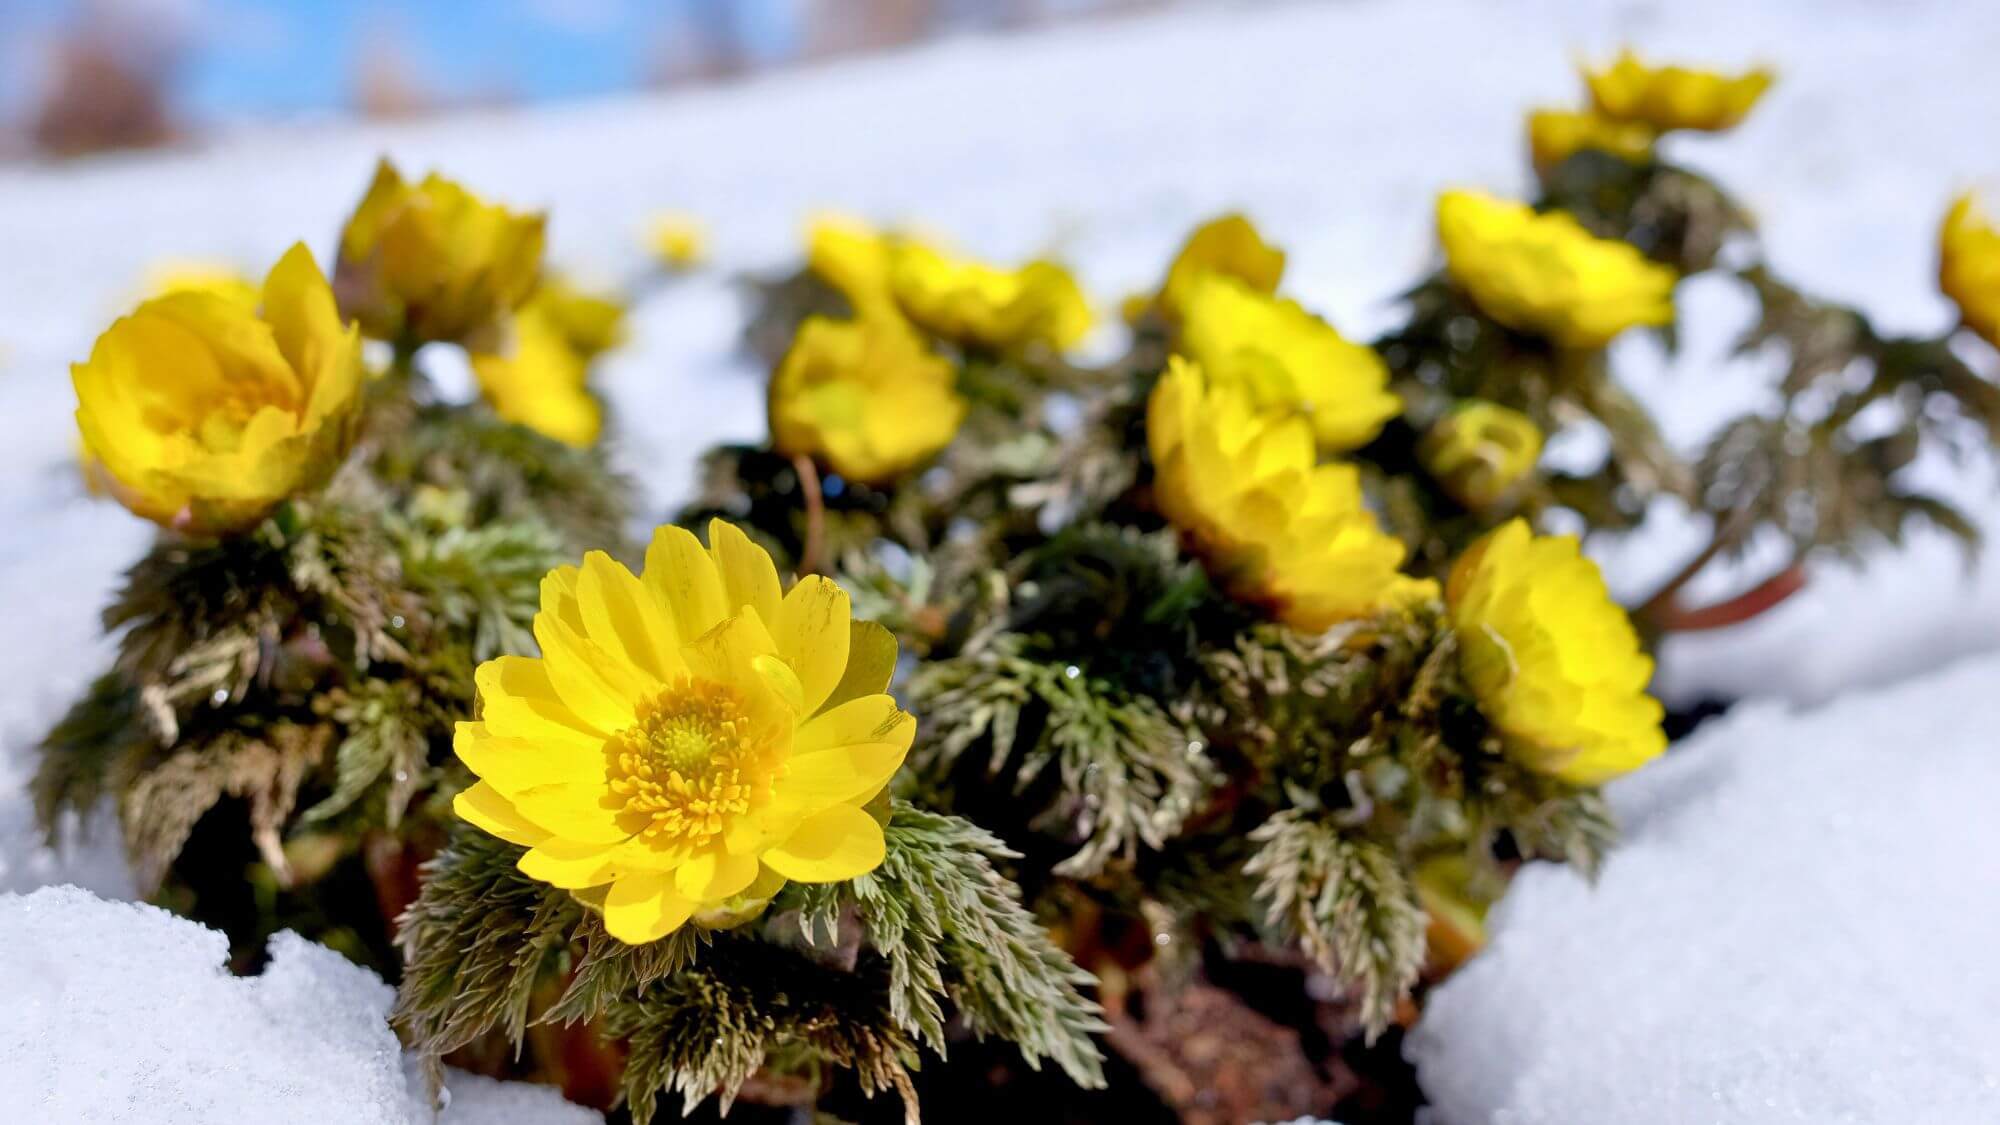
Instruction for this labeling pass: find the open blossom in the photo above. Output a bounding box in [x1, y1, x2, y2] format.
[769, 315, 967, 484]
[334, 159, 546, 347]
[1525, 108, 1656, 177]
[73, 244, 365, 534]
[471, 305, 602, 449]
[1584, 50, 1774, 133]
[1939, 193, 2000, 348]
[1420, 400, 1544, 509]
[889, 242, 1092, 352]
[1148, 357, 1436, 630]
[1436, 189, 1676, 348]
[454, 518, 914, 944]
[1446, 519, 1665, 785]
[1176, 272, 1400, 452]
[1157, 212, 1286, 320]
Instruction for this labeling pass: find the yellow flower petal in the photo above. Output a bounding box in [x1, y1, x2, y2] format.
[602, 872, 698, 945]
[820, 620, 899, 714]
[473, 656, 609, 749]
[762, 803, 886, 883]
[772, 575, 852, 715]
[643, 524, 729, 642]
[576, 550, 679, 681]
[672, 849, 759, 901]
[453, 781, 551, 848]
[707, 517, 784, 625]
[519, 839, 623, 889]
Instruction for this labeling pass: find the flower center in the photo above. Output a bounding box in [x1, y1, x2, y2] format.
[605, 676, 779, 852]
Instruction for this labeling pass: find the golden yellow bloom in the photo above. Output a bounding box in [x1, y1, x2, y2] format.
[1584, 50, 1774, 133]
[1148, 357, 1436, 630]
[1436, 190, 1676, 348]
[889, 242, 1092, 352]
[1158, 213, 1286, 319]
[73, 244, 364, 534]
[470, 305, 602, 448]
[1939, 193, 2000, 347]
[1177, 273, 1400, 452]
[770, 316, 967, 484]
[645, 212, 709, 270]
[1446, 519, 1664, 786]
[145, 261, 260, 308]
[334, 159, 546, 346]
[1525, 108, 1656, 177]
[807, 214, 898, 317]
[1420, 401, 1544, 509]
[453, 518, 914, 944]
[530, 276, 627, 362]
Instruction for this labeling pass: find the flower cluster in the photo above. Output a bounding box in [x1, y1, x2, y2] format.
[1527, 50, 1773, 175]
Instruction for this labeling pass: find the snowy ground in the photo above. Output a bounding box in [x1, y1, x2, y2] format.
[1, 0, 1997, 1117]
[0, 885, 599, 1124]
[1409, 648, 2000, 1125]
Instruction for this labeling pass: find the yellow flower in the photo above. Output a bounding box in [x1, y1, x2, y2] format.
[1939, 193, 2000, 347]
[1177, 272, 1400, 452]
[72, 244, 365, 534]
[1436, 190, 1676, 348]
[889, 242, 1092, 352]
[1584, 50, 1774, 133]
[1525, 108, 1656, 177]
[1419, 401, 1544, 509]
[1446, 519, 1664, 785]
[807, 214, 898, 317]
[645, 212, 708, 270]
[530, 276, 627, 362]
[144, 261, 260, 308]
[1148, 357, 1436, 630]
[334, 159, 546, 346]
[1158, 213, 1286, 319]
[452, 518, 914, 945]
[769, 316, 967, 484]
[470, 305, 602, 448]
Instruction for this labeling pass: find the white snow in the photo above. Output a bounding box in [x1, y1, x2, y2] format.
[0, 884, 600, 1125]
[1408, 649, 2000, 1125]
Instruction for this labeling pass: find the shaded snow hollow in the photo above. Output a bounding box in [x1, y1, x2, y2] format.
[1409, 649, 2000, 1125]
[0, 885, 599, 1125]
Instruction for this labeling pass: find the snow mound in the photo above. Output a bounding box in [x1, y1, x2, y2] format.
[0, 885, 598, 1125]
[1409, 651, 2000, 1124]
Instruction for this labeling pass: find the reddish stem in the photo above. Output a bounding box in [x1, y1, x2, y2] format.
[1652, 562, 1809, 632]
[791, 453, 826, 576]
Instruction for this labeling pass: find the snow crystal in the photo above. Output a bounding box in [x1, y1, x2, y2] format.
[0, 885, 598, 1125]
[1409, 651, 2000, 1124]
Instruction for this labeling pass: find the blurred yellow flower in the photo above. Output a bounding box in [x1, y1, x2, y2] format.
[807, 214, 898, 317]
[1584, 50, 1773, 133]
[1525, 108, 1656, 177]
[769, 316, 967, 484]
[531, 276, 627, 362]
[889, 242, 1092, 352]
[1939, 193, 2000, 348]
[144, 261, 260, 308]
[1158, 212, 1286, 319]
[72, 244, 365, 534]
[1419, 401, 1544, 509]
[1148, 357, 1436, 630]
[470, 305, 602, 448]
[1436, 189, 1676, 348]
[645, 212, 709, 270]
[335, 159, 546, 347]
[1177, 272, 1400, 452]
[453, 518, 913, 944]
[1446, 519, 1664, 786]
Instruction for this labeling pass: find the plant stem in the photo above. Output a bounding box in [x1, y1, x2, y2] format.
[792, 453, 826, 575]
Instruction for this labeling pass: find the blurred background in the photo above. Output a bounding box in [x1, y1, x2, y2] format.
[0, 0, 1194, 158]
